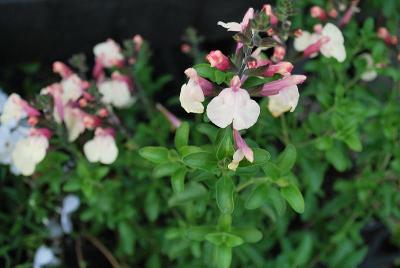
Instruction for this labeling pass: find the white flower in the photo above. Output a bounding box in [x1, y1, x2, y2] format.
[98, 80, 134, 108]
[206, 76, 260, 131]
[294, 31, 321, 52]
[84, 128, 118, 164]
[360, 54, 377, 82]
[33, 245, 59, 268]
[218, 8, 254, 32]
[0, 125, 29, 165]
[61, 75, 84, 104]
[268, 85, 300, 117]
[93, 39, 124, 67]
[0, 93, 26, 126]
[228, 130, 254, 171]
[319, 23, 346, 62]
[179, 79, 205, 113]
[61, 195, 80, 234]
[11, 133, 49, 176]
[64, 107, 85, 142]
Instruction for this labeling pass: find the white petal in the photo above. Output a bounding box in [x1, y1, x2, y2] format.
[206, 89, 235, 128]
[83, 138, 100, 163]
[64, 107, 85, 142]
[320, 42, 346, 62]
[361, 70, 377, 81]
[62, 195, 80, 214]
[98, 136, 118, 164]
[294, 31, 312, 52]
[217, 21, 242, 32]
[322, 23, 344, 44]
[179, 79, 204, 113]
[268, 85, 300, 117]
[98, 80, 134, 108]
[61, 75, 83, 104]
[0, 93, 26, 125]
[232, 89, 260, 131]
[34, 246, 58, 268]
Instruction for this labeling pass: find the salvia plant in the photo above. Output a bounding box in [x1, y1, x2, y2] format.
[0, 0, 399, 267]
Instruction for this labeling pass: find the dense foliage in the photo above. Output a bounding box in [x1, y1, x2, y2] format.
[0, 0, 399, 267]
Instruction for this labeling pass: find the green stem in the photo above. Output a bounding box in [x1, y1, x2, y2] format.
[280, 115, 290, 144]
[236, 177, 269, 192]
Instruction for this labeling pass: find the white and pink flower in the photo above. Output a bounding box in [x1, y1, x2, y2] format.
[179, 68, 213, 114]
[206, 76, 260, 131]
[206, 50, 230, 71]
[98, 72, 135, 108]
[228, 129, 254, 171]
[11, 128, 51, 176]
[218, 8, 254, 32]
[268, 85, 300, 117]
[0, 93, 40, 126]
[84, 128, 118, 164]
[93, 39, 124, 68]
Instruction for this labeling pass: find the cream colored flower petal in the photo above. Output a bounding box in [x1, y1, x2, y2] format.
[232, 89, 260, 131]
[294, 31, 312, 52]
[268, 85, 300, 117]
[179, 79, 204, 113]
[322, 23, 344, 44]
[98, 136, 118, 164]
[206, 88, 235, 128]
[217, 21, 242, 32]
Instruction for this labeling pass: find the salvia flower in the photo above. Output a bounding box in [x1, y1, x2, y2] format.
[64, 106, 86, 142]
[179, 68, 207, 113]
[98, 72, 135, 108]
[206, 76, 260, 131]
[156, 103, 182, 129]
[268, 85, 300, 117]
[93, 39, 124, 68]
[0, 93, 40, 126]
[228, 129, 254, 171]
[261, 75, 306, 96]
[218, 8, 254, 32]
[264, 61, 293, 77]
[206, 50, 230, 71]
[11, 128, 51, 176]
[360, 53, 377, 82]
[84, 128, 118, 164]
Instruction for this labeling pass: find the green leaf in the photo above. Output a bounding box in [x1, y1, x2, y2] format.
[168, 182, 207, 206]
[175, 122, 190, 150]
[183, 152, 218, 173]
[171, 167, 187, 193]
[139, 146, 169, 164]
[118, 222, 135, 255]
[186, 226, 216, 241]
[280, 185, 304, 213]
[276, 144, 297, 173]
[230, 227, 263, 243]
[245, 184, 268, 210]
[205, 232, 244, 247]
[145, 191, 160, 221]
[193, 63, 233, 85]
[262, 162, 281, 180]
[215, 126, 234, 160]
[216, 176, 235, 214]
[214, 246, 232, 268]
[153, 162, 181, 178]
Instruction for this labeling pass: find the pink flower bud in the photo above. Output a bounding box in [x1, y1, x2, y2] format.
[92, 59, 105, 81]
[303, 36, 330, 58]
[264, 62, 293, 77]
[261, 75, 307, 96]
[310, 6, 327, 20]
[230, 76, 241, 91]
[31, 128, 52, 139]
[328, 9, 338, 18]
[97, 108, 109, 118]
[377, 27, 393, 45]
[233, 129, 253, 162]
[391, 35, 398, 45]
[263, 4, 278, 25]
[156, 103, 182, 129]
[184, 68, 214, 96]
[28, 116, 39, 126]
[181, 44, 192, 53]
[133, 35, 143, 51]
[83, 115, 100, 129]
[79, 98, 88, 107]
[339, 0, 359, 27]
[53, 61, 73, 78]
[206, 50, 230, 71]
[272, 46, 286, 62]
[294, 29, 303, 38]
[313, 24, 323, 34]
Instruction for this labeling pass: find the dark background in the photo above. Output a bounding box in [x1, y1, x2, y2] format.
[0, 0, 266, 89]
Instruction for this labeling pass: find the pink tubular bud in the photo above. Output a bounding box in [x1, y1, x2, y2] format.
[264, 61, 293, 77]
[261, 75, 307, 96]
[377, 27, 394, 45]
[263, 4, 278, 25]
[328, 9, 338, 18]
[83, 114, 100, 129]
[206, 50, 230, 71]
[184, 68, 214, 96]
[79, 98, 88, 107]
[92, 59, 105, 81]
[97, 108, 109, 118]
[339, 0, 359, 27]
[28, 116, 39, 126]
[303, 36, 330, 58]
[53, 61, 73, 78]
[294, 29, 303, 38]
[313, 24, 323, 34]
[31, 128, 52, 139]
[181, 43, 192, 53]
[233, 129, 253, 162]
[273, 46, 286, 62]
[310, 6, 327, 20]
[133, 35, 143, 51]
[156, 103, 182, 130]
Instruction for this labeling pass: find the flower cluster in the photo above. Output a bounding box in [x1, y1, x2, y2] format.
[0, 36, 143, 176]
[179, 6, 308, 170]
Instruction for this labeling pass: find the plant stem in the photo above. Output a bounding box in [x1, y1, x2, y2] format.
[280, 115, 290, 144]
[236, 177, 269, 192]
[83, 234, 121, 268]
